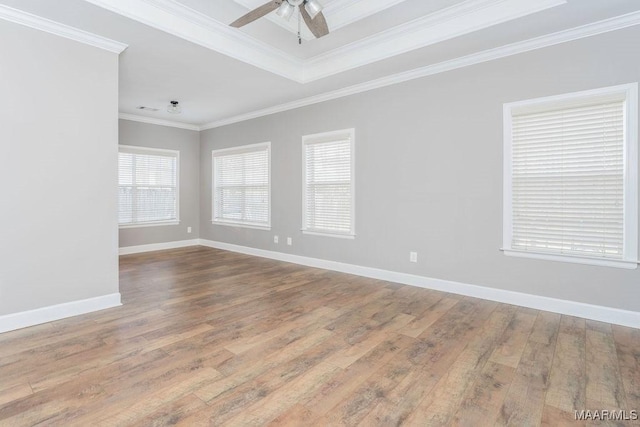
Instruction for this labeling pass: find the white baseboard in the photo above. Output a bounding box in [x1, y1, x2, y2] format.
[0, 293, 122, 333]
[198, 239, 640, 329]
[119, 239, 200, 255]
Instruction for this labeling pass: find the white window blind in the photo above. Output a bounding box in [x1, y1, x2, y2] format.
[303, 129, 355, 237]
[118, 146, 179, 227]
[504, 84, 638, 268]
[212, 142, 270, 229]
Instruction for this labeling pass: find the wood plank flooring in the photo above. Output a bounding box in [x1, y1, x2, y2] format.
[0, 246, 638, 426]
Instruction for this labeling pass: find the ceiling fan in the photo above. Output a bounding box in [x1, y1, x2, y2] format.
[230, 0, 329, 42]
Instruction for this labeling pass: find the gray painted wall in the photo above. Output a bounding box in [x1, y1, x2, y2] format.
[118, 120, 200, 247]
[0, 22, 119, 315]
[200, 26, 640, 313]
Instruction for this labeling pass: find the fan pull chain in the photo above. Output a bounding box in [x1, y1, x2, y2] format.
[298, 7, 302, 44]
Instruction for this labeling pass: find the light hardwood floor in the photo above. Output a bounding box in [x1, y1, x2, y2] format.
[0, 246, 639, 426]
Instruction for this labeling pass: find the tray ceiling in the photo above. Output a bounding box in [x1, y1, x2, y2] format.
[82, 0, 567, 82]
[1, 0, 639, 128]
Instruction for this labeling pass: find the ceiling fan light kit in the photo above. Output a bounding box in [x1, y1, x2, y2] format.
[304, 0, 323, 19]
[230, 0, 329, 41]
[276, 1, 295, 21]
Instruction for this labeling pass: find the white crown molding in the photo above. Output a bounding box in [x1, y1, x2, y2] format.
[119, 113, 201, 131]
[303, 0, 566, 81]
[0, 293, 122, 333]
[0, 4, 127, 53]
[233, 0, 411, 41]
[326, 0, 409, 28]
[201, 10, 640, 130]
[199, 239, 640, 329]
[119, 239, 200, 255]
[82, 0, 564, 83]
[84, 0, 303, 81]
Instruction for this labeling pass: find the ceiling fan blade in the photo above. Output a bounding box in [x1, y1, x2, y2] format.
[230, 1, 280, 28]
[300, 8, 329, 38]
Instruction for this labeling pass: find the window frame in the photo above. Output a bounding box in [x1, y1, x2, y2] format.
[503, 83, 638, 269]
[118, 145, 180, 229]
[211, 141, 271, 230]
[302, 128, 356, 239]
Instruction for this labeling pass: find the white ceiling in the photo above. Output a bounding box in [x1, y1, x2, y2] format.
[1, 0, 640, 128]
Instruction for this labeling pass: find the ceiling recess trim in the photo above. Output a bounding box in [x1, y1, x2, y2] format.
[84, 0, 302, 80]
[200, 11, 640, 130]
[83, 0, 565, 83]
[303, 0, 566, 81]
[0, 4, 128, 53]
[119, 113, 201, 131]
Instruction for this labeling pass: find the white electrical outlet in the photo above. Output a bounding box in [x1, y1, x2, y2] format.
[187, 227, 192, 234]
[274, 235, 279, 244]
[410, 252, 418, 263]
[287, 237, 292, 246]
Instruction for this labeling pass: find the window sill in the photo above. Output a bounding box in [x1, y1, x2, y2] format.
[302, 230, 355, 239]
[211, 220, 271, 231]
[119, 220, 180, 229]
[502, 248, 638, 270]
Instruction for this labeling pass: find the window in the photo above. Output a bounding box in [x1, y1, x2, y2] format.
[118, 145, 179, 227]
[302, 129, 355, 238]
[212, 142, 270, 229]
[503, 84, 638, 268]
